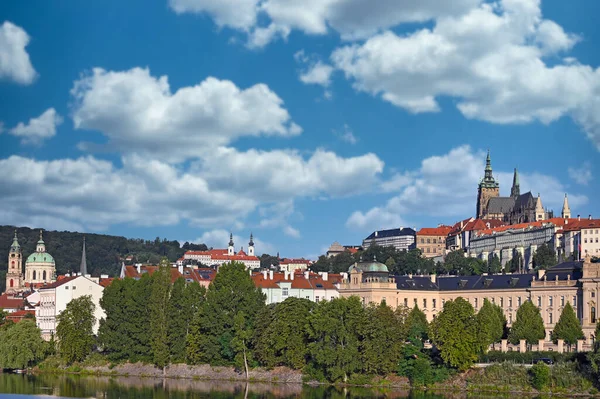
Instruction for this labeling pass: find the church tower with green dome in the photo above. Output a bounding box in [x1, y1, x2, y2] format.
[24, 230, 56, 285]
[5, 230, 24, 293]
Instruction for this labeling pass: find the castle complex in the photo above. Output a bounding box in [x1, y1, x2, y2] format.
[477, 151, 553, 223]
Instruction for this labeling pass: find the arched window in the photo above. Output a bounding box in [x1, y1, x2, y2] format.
[592, 307, 597, 324]
[11, 261, 14, 266]
[43, 271, 47, 281]
[33, 270, 37, 280]
[9, 279, 13, 288]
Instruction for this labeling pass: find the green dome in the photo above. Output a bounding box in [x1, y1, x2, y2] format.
[26, 252, 55, 264]
[349, 260, 389, 273]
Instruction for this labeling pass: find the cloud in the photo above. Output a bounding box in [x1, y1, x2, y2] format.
[71, 67, 301, 160]
[258, 201, 300, 238]
[331, 0, 600, 149]
[0, 21, 37, 84]
[346, 145, 588, 231]
[568, 162, 593, 186]
[8, 108, 63, 145]
[189, 229, 276, 255]
[170, 0, 478, 46]
[332, 124, 358, 144]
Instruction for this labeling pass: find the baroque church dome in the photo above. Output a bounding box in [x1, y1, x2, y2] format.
[348, 258, 389, 273]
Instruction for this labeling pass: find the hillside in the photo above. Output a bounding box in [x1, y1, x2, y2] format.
[0, 226, 207, 292]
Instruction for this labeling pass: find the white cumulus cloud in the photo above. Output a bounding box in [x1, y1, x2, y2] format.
[0, 21, 37, 84]
[71, 67, 301, 160]
[568, 162, 593, 186]
[8, 108, 63, 145]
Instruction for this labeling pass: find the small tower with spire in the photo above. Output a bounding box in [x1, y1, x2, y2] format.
[37, 230, 46, 253]
[561, 193, 571, 219]
[477, 150, 500, 219]
[248, 233, 255, 256]
[80, 236, 88, 276]
[535, 193, 545, 221]
[5, 230, 24, 293]
[510, 168, 520, 199]
[228, 233, 235, 256]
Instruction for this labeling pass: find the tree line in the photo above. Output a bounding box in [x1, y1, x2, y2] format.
[310, 243, 560, 276]
[0, 259, 589, 384]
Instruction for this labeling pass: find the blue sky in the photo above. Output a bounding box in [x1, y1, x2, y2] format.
[0, 0, 598, 259]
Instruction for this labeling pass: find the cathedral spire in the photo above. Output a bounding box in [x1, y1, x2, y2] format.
[80, 236, 87, 275]
[11, 230, 20, 251]
[562, 193, 571, 219]
[511, 168, 520, 198]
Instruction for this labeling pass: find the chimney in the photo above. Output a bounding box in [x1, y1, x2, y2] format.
[262, 270, 267, 279]
[136, 263, 141, 274]
[589, 215, 592, 220]
[290, 271, 294, 280]
[375, 231, 378, 237]
[269, 270, 273, 280]
[322, 272, 328, 281]
[430, 274, 436, 284]
[178, 265, 183, 274]
[537, 269, 546, 280]
[578, 215, 581, 221]
[304, 271, 309, 280]
[284, 271, 289, 280]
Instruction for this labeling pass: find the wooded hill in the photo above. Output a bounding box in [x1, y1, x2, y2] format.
[0, 226, 208, 291]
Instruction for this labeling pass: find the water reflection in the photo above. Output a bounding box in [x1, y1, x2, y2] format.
[0, 374, 522, 399]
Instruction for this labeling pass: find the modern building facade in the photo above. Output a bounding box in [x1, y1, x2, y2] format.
[362, 227, 416, 252]
[339, 255, 600, 341]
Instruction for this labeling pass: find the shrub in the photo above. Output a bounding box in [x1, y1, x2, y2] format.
[479, 351, 575, 364]
[468, 362, 529, 388]
[531, 363, 550, 390]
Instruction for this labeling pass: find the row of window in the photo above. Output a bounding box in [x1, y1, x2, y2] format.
[420, 237, 443, 244]
[583, 230, 600, 235]
[583, 238, 599, 243]
[401, 295, 578, 310]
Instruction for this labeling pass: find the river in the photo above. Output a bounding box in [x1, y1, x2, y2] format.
[0, 373, 519, 398]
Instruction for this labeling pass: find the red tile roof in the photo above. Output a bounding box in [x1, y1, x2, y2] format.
[252, 271, 338, 290]
[6, 309, 35, 322]
[0, 294, 25, 310]
[563, 218, 600, 232]
[417, 226, 453, 236]
[99, 278, 115, 288]
[279, 258, 310, 264]
[122, 265, 183, 283]
[39, 276, 79, 289]
[476, 217, 573, 236]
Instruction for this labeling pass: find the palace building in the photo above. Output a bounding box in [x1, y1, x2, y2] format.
[339, 255, 600, 341]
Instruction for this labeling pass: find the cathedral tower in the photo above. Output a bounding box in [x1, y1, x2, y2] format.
[5, 230, 23, 293]
[476, 150, 500, 219]
[561, 193, 571, 219]
[510, 168, 520, 199]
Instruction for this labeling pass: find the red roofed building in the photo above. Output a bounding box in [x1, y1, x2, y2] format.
[119, 264, 183, 283]
[0, 293, 25, 313]
[446, 218, 505, 251]
[416, 226, 452, 258]
[278, 258, 311, 273]
[252, 270, 341, 304]
[179, 233, 260, 270]
[5, 309, 35, 323]
[562, 216, 600, 259]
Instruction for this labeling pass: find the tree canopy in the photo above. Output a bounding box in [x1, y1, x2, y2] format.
[476, 299, 505, 350]
[533, 243, 557, 270]
[56, 295, 96, 364]
[0, 320, 47, 369]
[551, 302, 584, 345]
[509, 300, 545, 345]
[430, 297, 483, 371]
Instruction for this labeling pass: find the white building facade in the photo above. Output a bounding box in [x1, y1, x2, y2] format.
[36, 275, 106, 341]
[252, 271, 340, 305]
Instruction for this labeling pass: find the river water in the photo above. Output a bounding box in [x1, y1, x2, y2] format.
[0, 374, 515, 399]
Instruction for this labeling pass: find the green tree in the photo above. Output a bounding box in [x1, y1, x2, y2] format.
[307, 297, 366, 382]
[509, 252, 524, 273]
[167, 277, 186, 363]
[259, 253, 280, 270]
[476, 299, 504, 351]
[493, 303, 508, 340]
[98, 275, 153, 362]
[551, 302, 584, 347]
[56, 295, 96, 364]
[150, 258, 172, 370]
[0, 320, 47, 369]
[405, 305, 429, 342]
[487, 255, 502, 274]
[533, 243, 557, 270]
[430, 297, 482, 371]
[509, 300, 545, 346]
[587, 321, 600, 374]
[231, 312, 252, 379]
[187, 261, 266, 365]
[254, 298, 314, 369]
[361, 302, 404, 375]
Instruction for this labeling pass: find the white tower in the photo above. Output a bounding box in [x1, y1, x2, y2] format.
[228, 233, 234, 256]
[248, 233, 255, 256]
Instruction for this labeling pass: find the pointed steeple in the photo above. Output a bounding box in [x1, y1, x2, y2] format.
[249, 232, 254, 247]
[479, 149, 499, 188]
[561, 193, 571, 219]
[11, 230, 20, 251]
[228, 233, 235, 256]
[510, 168, 520, 198]
[80, 236, 87, 275]
[36, 230, 46, 252]
[228, 233, 234, 247]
